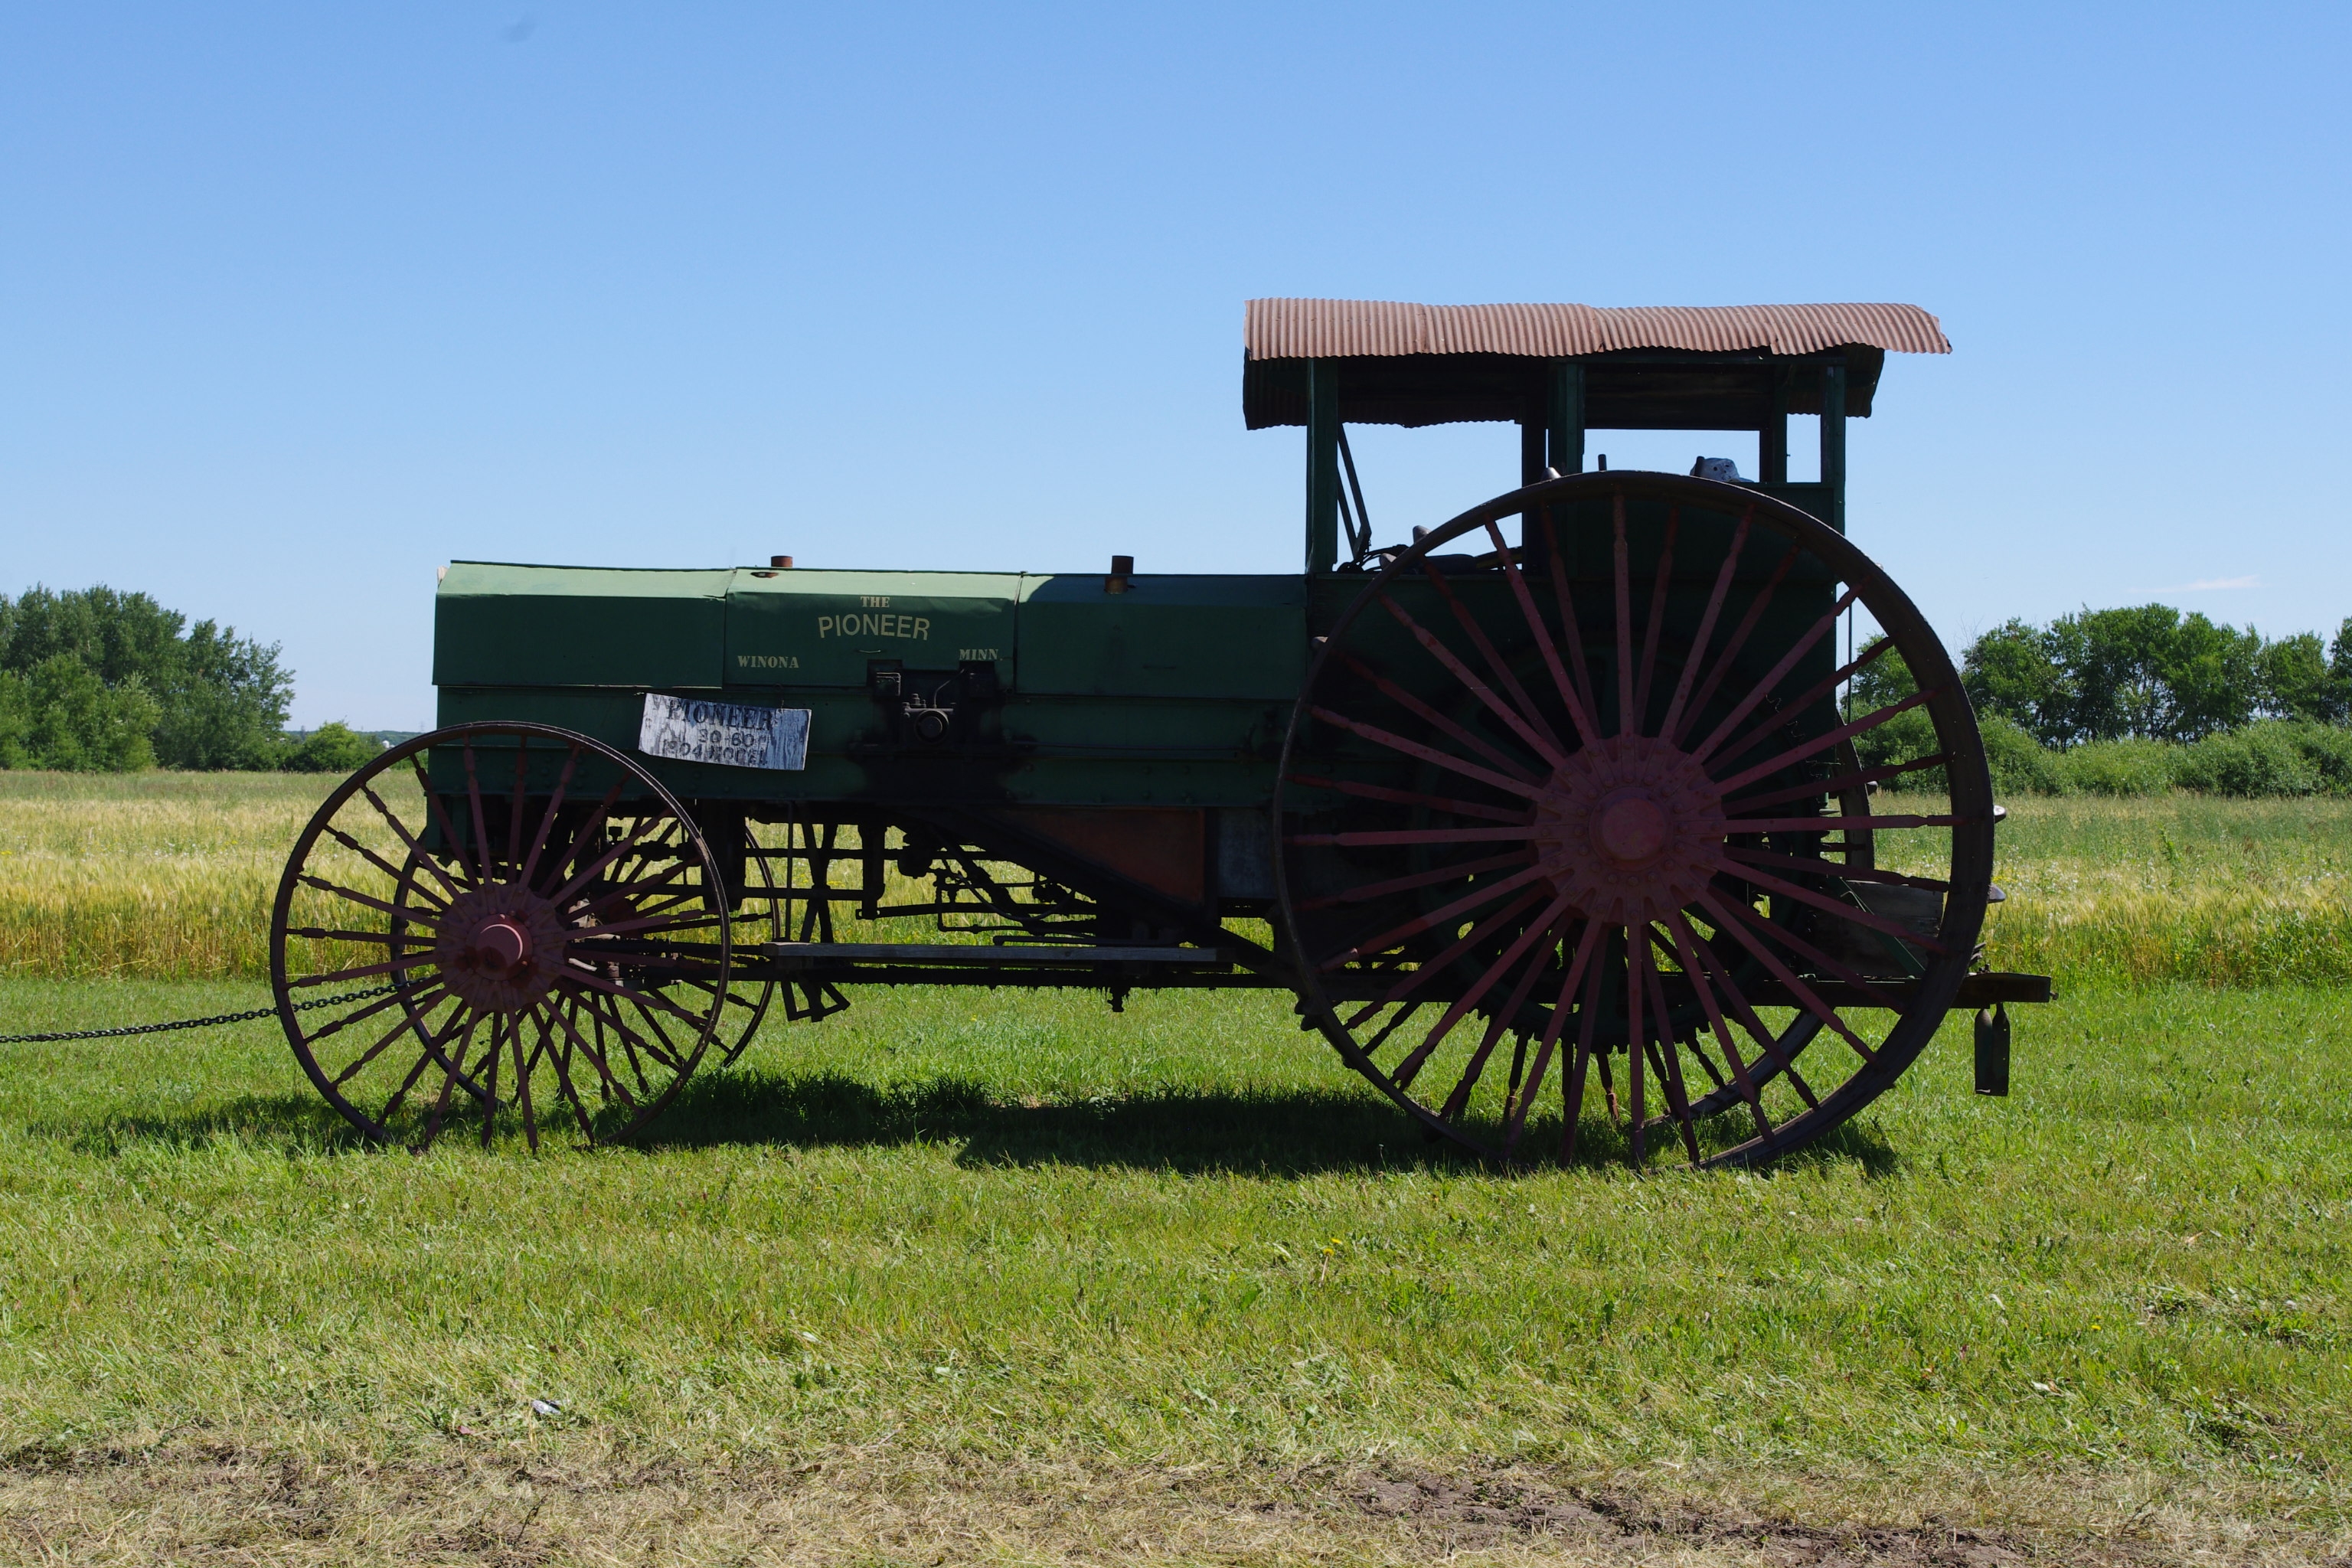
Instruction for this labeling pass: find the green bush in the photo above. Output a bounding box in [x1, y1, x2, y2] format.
[279, 722, 384, 774]
[2050, 737, 2180, 796]
[1950, 714, 2352, 799]
[2174, 722, 2323, 797]
[0, 585, 292, 770]
[0, 657, 162, 771]
[2284, 720, 2352, 790]
[1979, 713, 2060, 796]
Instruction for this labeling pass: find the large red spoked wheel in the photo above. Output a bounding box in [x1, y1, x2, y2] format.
[270, 722, 732, 1149]
[1276, 472, 1995, 1168]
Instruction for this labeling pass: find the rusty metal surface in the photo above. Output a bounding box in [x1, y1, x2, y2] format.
[1245, 299, 1950, 361]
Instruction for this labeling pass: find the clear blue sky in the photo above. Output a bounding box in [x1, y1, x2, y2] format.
[4, 2, 2346, 729]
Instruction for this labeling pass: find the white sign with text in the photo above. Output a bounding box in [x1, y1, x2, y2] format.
[638, 694, 810, 771]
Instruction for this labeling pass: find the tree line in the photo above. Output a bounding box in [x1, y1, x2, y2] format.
[1856, 605, 2352, 796]
[6, 583, 2348, 789]
[1963, 605, 2352, 744]
[0, 586, 381, 772]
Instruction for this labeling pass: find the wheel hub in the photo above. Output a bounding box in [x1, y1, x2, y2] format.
[1530, 734, 1726, 924]
[435, 883, 569, 1011]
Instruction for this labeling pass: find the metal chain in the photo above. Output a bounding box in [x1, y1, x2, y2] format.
[0, 983, 400, 1045]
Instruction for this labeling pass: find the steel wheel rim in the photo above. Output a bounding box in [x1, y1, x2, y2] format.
[269, 721, 733, 1150]
[1275, 472, 1994, 1169]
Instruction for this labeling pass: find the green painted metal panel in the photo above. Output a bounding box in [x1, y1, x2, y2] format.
[1016, 573, 1305, 700]
[433, 563, 731, 689]
[726, 569, 1022, 689]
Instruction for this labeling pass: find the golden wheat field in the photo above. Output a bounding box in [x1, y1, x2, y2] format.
[2, 769, 2349, 984]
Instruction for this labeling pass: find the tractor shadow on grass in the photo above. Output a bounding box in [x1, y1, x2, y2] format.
[51, 1092, 380, 1156]
[642, 1069, 1458, 1174]
[34, 1074, 1903, 1180]
[639, 1069, 1907, 1179]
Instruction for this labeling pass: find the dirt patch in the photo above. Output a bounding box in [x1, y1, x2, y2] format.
[1348, 1465, 2033, 1563]
[0, 1446, 2339, 1566]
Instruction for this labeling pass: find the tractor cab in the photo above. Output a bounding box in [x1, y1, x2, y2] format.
[1241, 298, 1952, 569]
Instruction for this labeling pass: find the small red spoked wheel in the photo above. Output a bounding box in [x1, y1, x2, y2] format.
[1276, 472, 1995, 1168]
[269, 722, 732, 1150]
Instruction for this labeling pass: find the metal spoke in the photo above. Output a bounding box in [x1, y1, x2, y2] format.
[564, 978, 691, 1069]
[1287, 825, 1540, 849]
[1559, 942, 1608, 1163]
[1662, 913, 1772, 1138]
[518, 743, 582, 888]
[1707, 635, 1899, 776]
[547, 813, 665, 907]
[1298, 850, 1533, 913]
[1415, 563, 1566, 760]
[1720, 752, 1949, 815]
[1701, 885, 1920, 1004]
[1723, 844, 1952, 894]
[1710, 690, 1940, 797]
[1625, 923, 1648, 1163]
[289, 954, 435, 988]
[1318, 864, 1551, 970]
[1662, 915, 1821, 1104]
[419, 1011, 483, 1148]
[360, 784, 468, 900]
[1726, 812, 1969, 834]
[329, 1001, 446, 1089]
[550, 997, 641, 1110]
[1337, 887, 1550, 1023]
[306, 981, 446, 1044]
[511, 1009, 539, 1152]
[1639, 941, 1703, 1164]
[1307, 706, 1543, 801]
[476, 1014, 505, 1148]
[296, 874, 440, 930]
[1668, 543, 1799, 749]
[1343, 655, 1541, 783]
[1537, 509, 1602, 727]
[506, 741, 531, 873]
[1657, 509, 1750, 742]
[1285, 771, 1529, 824]
[1629, 508, 1680, 733]
[289, 926, 436, 946]
[321, 825, 449, 912]
[1690, 586, 1864, 766]
[1711, 855, 1952, 957]
[1390, 897, 1574, 1089]
[1436, 910, 1576, 1122]
[1694, 891, 1879, 1063]
[1503, 918, 1605, 1155]
[463, 741, 496, 883]
[374, 1018, 457, 1129]
[1374, 591, 1566, 769]
[543, 781, 629, 900]
[1481, 518, 1596, 746]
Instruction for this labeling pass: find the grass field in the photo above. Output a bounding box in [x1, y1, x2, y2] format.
[2, 773, 2349, 1563]
[8, 770, 2349, 987]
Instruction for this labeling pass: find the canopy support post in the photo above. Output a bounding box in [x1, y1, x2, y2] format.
[1305, 358, 1341, 573]
[1820, 361, 1847, 533]
[1547, 361, 1584, 475]
[1761, 365, 1789, 484]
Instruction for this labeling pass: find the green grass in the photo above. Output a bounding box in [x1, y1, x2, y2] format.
[3, 974, 2350, 1560]
[5, 776, 2352, 1560]
[1896, 789, 2352, 985]
[0, 769, 334, 978]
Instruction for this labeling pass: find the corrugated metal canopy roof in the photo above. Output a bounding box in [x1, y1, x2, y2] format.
[1242, 299, 1949, 430]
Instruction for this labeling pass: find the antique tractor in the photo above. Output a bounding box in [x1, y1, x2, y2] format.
[271, 299, 2047, 1165]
